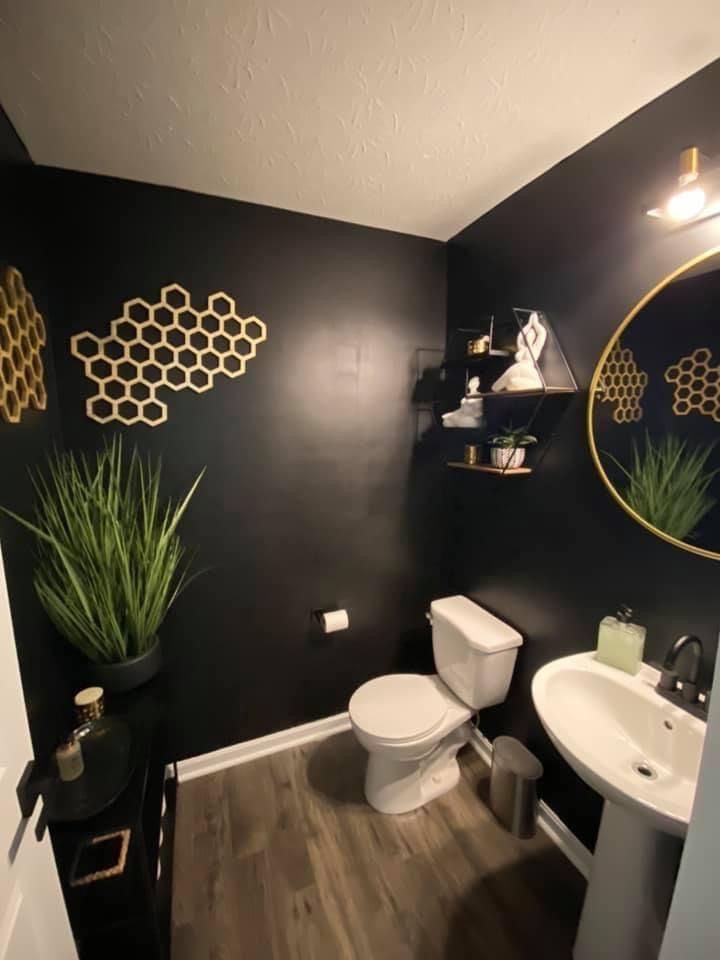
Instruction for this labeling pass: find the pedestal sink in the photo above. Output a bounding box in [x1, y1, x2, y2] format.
[532, 653, 706, 960]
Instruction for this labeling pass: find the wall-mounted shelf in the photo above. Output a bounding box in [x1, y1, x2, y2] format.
[443, 349, 512, 367]
[447, 462, 533, 475]
[412, 308, 578, 473]
[446, 311, 577, 398]
[470, 386, 576, 400]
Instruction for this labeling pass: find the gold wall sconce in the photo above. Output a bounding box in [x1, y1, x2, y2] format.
[647, 146, 720, 223]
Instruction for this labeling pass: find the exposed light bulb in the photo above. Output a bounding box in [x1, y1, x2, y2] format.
[667, 186, 706, 221]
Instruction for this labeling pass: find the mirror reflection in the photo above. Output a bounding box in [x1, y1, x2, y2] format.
[589, 249, 720, 558]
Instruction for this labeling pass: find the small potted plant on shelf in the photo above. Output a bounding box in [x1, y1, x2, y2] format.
[488, 424, 537, 470]
[1, 436, 205, 693]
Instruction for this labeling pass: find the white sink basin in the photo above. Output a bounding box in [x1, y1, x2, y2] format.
[532, 652, 708, 960]
[532, 652, 705, 837]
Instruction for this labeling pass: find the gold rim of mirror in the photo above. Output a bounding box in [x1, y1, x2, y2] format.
[587, 244, 720, 561]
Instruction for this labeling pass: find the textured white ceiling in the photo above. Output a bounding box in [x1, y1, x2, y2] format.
[0, 1, 718, 239]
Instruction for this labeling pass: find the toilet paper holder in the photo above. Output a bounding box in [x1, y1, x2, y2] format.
[312, 608, 349, 633]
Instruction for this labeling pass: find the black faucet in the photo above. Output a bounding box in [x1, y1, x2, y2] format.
[657, 635, 705, 712]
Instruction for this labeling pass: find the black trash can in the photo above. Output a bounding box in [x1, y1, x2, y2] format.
[489, 736, 543, 838]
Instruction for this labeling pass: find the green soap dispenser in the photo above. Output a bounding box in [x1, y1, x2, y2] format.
[596, 604, 646, 675]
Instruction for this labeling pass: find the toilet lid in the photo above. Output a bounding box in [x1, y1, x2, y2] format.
[349, 674, 448, 741]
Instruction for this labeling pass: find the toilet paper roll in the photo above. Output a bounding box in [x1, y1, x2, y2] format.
[320, 609, 349, 633]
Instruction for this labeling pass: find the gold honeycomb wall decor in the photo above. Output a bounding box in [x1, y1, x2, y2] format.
[0, 266, 48, 424]
[665, 347, 720, 421]
[598, 342, 648, 423]
[71, 284, 267, 427]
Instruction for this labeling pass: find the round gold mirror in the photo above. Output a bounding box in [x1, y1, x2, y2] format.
[588, 246, 720, 560]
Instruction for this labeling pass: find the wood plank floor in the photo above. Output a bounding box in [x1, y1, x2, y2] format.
[172, 732, 586, 959]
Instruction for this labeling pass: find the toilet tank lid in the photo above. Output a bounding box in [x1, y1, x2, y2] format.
[430, 596, 523, 653]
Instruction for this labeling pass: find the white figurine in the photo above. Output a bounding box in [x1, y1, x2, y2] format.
[442, 377, 485, 428]
[491, 312, 547, 393]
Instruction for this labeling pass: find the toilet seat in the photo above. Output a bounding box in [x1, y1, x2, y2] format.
[349, 674, 449, 742]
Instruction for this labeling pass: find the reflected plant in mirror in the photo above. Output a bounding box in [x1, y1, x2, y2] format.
[589, 246, 720, 559]
[603, 433, 718, 542]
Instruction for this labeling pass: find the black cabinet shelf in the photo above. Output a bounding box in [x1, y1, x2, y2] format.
[50, 684, 173, 959]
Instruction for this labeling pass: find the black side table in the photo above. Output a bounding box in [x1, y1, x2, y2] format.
[50, 682, 176, 960]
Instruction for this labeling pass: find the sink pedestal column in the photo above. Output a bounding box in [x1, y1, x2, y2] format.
[574, 801, 682, 960]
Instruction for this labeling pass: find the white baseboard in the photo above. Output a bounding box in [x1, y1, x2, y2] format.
[175, 712, 351, 783]
[470, 729, 593, 880]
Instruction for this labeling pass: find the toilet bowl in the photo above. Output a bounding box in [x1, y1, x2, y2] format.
[349, 596, 522, 814]
[350, 673, 474, 813]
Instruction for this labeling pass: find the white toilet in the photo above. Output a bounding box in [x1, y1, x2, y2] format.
[349, 595, 523, 814]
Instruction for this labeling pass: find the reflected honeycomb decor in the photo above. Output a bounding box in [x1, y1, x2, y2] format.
[0, 266, 48, 424]
[71, 284, 267, 426]
[598, 342, 648, 424]
[665, 348, 720, 422]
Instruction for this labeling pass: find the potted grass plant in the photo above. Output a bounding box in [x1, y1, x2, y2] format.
[488, 424, 537, 470]
[1, 437, 204, 692]
[605, 433, 717, 543]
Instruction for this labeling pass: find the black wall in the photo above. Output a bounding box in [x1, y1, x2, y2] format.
[0, 107, 77, 762]
[448, 59, 720, 847]
[38, 169, 448, 760]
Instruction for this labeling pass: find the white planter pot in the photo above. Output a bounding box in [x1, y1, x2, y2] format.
[490, 446, 526, 470]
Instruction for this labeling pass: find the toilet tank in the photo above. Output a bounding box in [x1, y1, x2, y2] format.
[430, 596, 523, 709]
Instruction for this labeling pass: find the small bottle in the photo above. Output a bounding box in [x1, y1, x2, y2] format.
[56, 734, 85, 782]
[596, 604, 646, 675]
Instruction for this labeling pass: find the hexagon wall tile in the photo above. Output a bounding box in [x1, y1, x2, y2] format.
[599, 343, 648, 424]
[0, 267, 48, 424]
[71, 284, 267, 426]
[665, 348, 720, 422]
